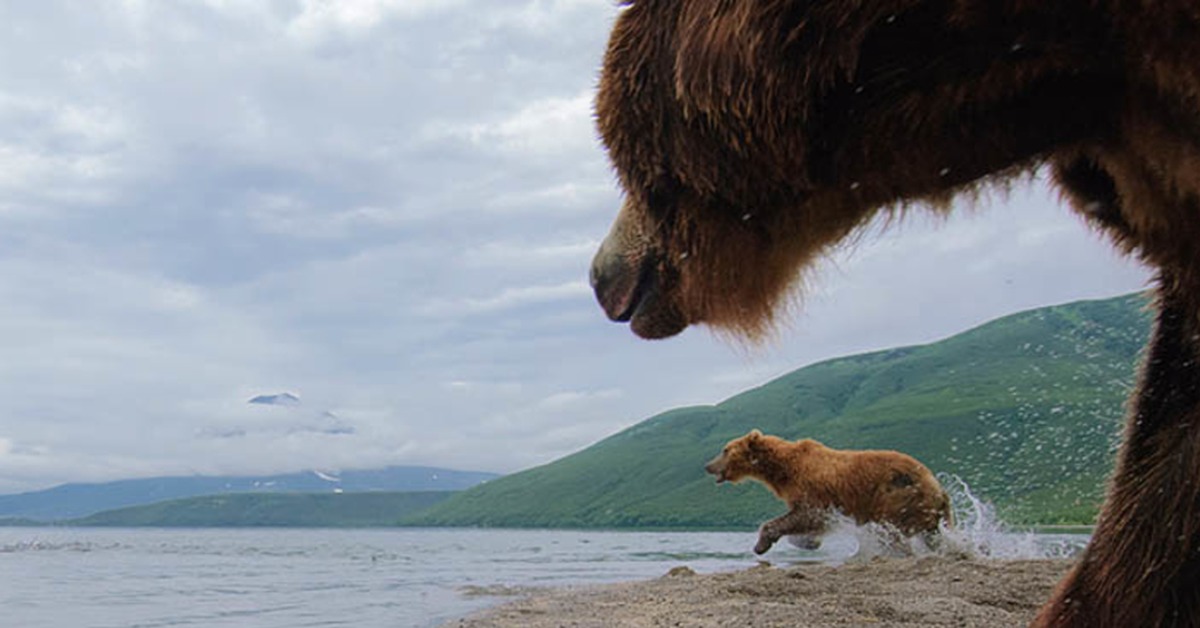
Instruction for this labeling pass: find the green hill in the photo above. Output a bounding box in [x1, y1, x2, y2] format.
[408, 293, 1151, 528]
[71, 491, 455, 527]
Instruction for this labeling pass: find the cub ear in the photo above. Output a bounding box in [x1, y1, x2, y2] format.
[748, 429, 763, 440]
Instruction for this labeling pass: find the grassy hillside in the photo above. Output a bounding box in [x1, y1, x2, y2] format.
[409, 293, 1151, 528]
[71, 491, 455, 527]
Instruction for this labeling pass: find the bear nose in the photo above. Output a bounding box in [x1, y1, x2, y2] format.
[590, 235, 642, 323]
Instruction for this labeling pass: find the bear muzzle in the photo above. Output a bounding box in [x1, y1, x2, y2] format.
[704, 458, 729, 483]
[590, 202, 690, 339]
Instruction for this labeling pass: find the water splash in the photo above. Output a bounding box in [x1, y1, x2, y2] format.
[786, 475, 1089, 563]
[936, 474, 1088, 560]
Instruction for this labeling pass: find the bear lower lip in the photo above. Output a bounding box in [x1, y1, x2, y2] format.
[630, 299, 688, 339]
[627, 278, 689, 339]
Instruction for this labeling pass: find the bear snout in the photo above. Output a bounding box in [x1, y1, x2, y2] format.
[705, 458, 728, 483]
[590, 200, 689, 339]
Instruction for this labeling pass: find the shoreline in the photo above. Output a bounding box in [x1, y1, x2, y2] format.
[446, 555, 1075, 627]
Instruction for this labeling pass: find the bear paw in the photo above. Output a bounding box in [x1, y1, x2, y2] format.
[755, 527, 780, 554]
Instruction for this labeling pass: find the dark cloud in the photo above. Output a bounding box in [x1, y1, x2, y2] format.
[248, 393, 301, 407]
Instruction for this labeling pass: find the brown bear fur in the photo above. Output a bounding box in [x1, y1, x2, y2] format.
[705, 430, 952, 555]
[588, 2, 1200, 626]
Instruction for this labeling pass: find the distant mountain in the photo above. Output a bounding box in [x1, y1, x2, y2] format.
[0, 517, 45, 527]
[408, 293, 1150, 529]
[71, 491, 455, 528]
[0, 466, 499, 521]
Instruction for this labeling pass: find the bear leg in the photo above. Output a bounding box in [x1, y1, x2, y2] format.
[755, 506, 827, 555]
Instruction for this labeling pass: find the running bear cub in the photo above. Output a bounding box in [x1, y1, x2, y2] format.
[705, 430, 952, 554]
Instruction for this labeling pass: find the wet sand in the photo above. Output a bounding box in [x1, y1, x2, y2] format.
[447, 556, 1073, 627]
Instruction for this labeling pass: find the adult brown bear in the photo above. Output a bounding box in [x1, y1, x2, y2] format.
[705, 430, 953, 556]
[588, 2, 1200, 627]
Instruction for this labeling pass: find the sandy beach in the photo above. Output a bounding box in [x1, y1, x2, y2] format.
[448, 556, 1074, 627]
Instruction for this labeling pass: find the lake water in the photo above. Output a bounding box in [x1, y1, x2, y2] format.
[0, 523, 1089, 628]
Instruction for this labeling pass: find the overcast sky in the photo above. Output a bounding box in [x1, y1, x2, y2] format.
[0, 0, 1152, 493]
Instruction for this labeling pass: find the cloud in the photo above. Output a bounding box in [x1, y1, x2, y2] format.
[453, 89, 598, 157]
[461, 240, 599, 270]
[286, 0, 469, 45]
[421, 281, 592, 317]
[248, 392, 302, 407]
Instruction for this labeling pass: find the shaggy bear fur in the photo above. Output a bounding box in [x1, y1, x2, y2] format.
[588, 2, 1200, 627]
[705, 430, 952, 555]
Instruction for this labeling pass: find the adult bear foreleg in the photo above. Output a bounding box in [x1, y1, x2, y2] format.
[1033, 277, 1200, 628]
[755, 505, 828, 555]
